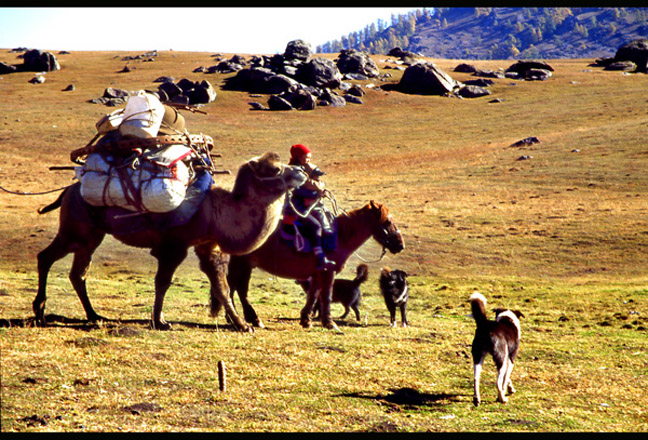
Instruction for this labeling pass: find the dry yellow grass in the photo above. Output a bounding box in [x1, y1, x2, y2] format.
[0, 49, 647, 432]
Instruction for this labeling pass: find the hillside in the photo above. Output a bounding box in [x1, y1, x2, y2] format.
[319, 7, 648, 59]
[1, 50, 648, 432]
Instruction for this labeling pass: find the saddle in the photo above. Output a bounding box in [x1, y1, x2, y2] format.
[279, 212, 338, 254]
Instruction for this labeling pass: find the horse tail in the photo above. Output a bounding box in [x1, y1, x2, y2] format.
[37, 186, 70, 215]
[353, 263, 369, 286]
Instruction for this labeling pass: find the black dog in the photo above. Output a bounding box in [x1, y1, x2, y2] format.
[299, 264, 369, 321]
[379, 267, 409, 327]
[470, 291, 524, 407]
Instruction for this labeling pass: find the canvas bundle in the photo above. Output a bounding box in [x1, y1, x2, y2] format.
[78, 144, 194, 213]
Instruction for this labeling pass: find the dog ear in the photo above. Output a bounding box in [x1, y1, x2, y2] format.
[380, 267, 391, 277]
[512, 310, 525, 319]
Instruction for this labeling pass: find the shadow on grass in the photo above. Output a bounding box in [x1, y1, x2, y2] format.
[338, 387, 462, 410]
[0, 313, 237, 331]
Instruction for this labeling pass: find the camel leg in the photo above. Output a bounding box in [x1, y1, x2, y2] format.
[227, 255, 264, 328]
[68, 238, 107, 323]
[150, 245, 188, 330]
[195, 247, 251, 333]
[34, 235, 71, 326]
[34, 231, 105, 325]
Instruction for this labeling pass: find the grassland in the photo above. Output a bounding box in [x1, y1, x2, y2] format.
[0, 49, 646, 432]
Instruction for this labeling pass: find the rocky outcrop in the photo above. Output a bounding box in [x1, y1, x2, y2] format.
[613, 38, 648, 72]
[223, 40, 360, 111]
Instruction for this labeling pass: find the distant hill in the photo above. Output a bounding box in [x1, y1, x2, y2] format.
[317, 7, 648, 59]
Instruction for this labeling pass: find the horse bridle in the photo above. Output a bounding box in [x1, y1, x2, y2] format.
[375, 215, 402, 251]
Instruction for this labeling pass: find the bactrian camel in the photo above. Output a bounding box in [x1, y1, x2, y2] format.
[34, 152, 307, 331]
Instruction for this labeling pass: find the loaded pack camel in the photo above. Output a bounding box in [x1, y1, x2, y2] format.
[34, 152, 307, 331]
[227, 201, 405, 330]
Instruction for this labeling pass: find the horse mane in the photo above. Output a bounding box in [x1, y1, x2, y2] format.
[339, 201, 388, 222]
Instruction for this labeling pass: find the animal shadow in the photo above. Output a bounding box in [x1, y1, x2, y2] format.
[0, 314, 230, 331]
[339, 387, 461, 410]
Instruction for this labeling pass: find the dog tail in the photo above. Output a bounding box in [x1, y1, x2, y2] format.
[470, 291, 489, 328]
[354, 264, 369, 286]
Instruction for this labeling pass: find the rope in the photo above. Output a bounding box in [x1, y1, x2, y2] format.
[0, 183, 74, 196]
[353, 247, 387, 264]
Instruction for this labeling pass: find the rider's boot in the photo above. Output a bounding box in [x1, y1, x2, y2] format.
[314, 246, 335, 270]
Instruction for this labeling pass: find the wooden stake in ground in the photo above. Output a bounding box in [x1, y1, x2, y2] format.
[217, 360, 226, 392]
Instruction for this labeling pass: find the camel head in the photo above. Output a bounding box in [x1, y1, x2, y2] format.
[232, 152, 307, 201]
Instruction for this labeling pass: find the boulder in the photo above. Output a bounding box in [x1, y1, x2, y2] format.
[397, 63, 462, 96]
[265, 74, 299, 94]
[284, 39, 312, 62]
[522, 68, 552, 81]
[614, 38, 648, 72]
[344, 94, 363, 104]
[336, 49, 379, 78]
[0, 61, 17, 74]
[454, 63, 477, 73]
[506, 60, 554, 73]
[187, 80, 217, 104]
[457, 85, 491, 98]
[505, 61, 554, 81]
[268, 94, 294, 111]
[388, 47, 420, 60]
[604, 60, 637, 71]
[223, 67, 276, 93]
[280, 88, 317, 110]
[157, 81, 183, 99]
[463, 78, 493, 87]
[473, 69, 505, 79]
[319, 89, 346, 107]
[346, 84, 365, 97]
[296, 57, 342, 89]
[22, 49, 60, 72]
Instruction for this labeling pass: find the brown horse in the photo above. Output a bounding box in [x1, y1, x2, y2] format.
[34, 152, 307, 331]
[227, 201, 405, 330]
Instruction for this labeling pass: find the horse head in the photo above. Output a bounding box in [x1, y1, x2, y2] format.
[367, 200, 405, 254]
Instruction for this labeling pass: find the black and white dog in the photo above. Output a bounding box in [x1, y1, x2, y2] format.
[379, 267, 409, 327]
[470, 291, 524, 406]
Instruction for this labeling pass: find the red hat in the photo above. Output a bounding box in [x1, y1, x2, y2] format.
[290, 144, 311, 158]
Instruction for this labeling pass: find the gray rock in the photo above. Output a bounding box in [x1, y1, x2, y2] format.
[614, 38, 648, 72]
[336, 49, 379, 78]
[284, 39, 312, 62]
[397, 63, 462, 96]
[268, 94, 294, 111]
[296, 57, 342, 89]
[458, 85, 491, 98]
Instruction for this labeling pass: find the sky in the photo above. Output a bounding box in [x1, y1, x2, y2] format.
[0, 7, 420, 54]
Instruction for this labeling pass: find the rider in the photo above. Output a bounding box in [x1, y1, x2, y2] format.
[285, 143, 335, 270]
